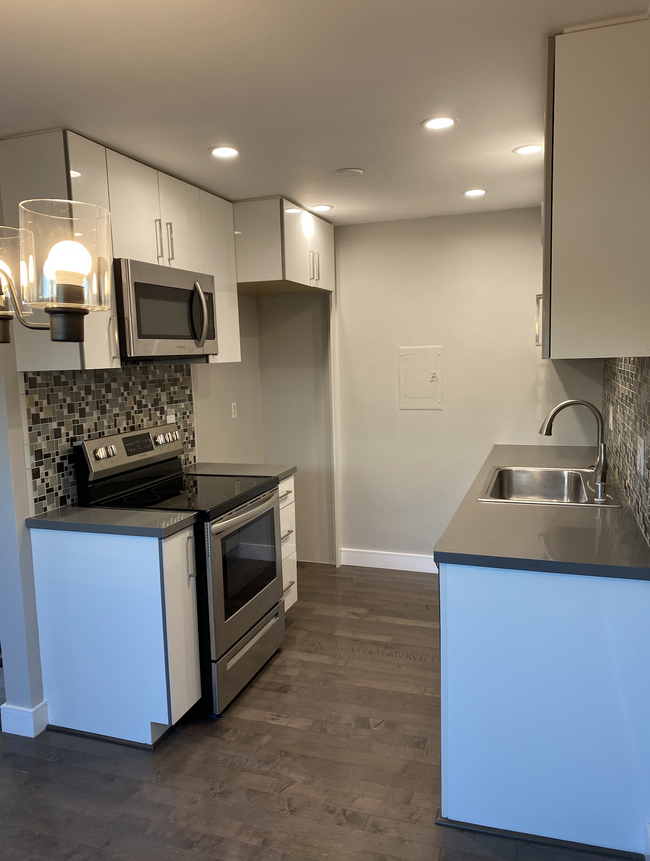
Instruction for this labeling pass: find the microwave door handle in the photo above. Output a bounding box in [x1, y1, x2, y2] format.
[193, 280, 208, 347]
[210, 492, 277, 536]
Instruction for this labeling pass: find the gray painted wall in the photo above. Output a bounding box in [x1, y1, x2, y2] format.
[192, 296, 264, 464]
[335, 207, 604, 558]
[258, 294, 334, 564]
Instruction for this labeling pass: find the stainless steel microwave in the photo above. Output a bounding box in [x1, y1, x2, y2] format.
[114, 259, 218, 360]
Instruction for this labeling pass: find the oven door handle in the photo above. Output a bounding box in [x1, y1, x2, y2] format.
[210, 492, 277, 536]
[193, 280, 209, 348]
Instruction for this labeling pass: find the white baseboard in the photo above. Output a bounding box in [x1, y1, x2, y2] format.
[340, 548, 438, 574]
[0, 700, 48, 737]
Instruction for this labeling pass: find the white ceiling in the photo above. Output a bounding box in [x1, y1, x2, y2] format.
[1, 0, 647, 225]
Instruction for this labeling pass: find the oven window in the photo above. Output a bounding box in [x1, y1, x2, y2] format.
[222, 509, 277, 620]
[135, 281, 196, 340]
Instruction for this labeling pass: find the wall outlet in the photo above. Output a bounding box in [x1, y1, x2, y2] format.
[638, 436, 645, 477]
[231, 402, 237, 419]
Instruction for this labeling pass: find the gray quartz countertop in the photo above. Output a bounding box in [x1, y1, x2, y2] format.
[434, 445, 650, 580]
[26, 506, 197, 538]
[187, 462, 297, 481]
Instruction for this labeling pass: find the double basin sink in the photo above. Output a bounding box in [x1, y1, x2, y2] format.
[479, 466, 621, 508]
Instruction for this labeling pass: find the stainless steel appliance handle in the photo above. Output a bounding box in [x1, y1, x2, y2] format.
[210, 492, 277, 536]
[166, 222, 175, 264]
[194, 280, 208, 348]
[155, 219, 164, 263]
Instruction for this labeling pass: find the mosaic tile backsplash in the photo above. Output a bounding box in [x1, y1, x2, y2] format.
[603, 357, 650, 545]
[25, 363, 195, 514]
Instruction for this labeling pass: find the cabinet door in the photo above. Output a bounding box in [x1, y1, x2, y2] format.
[67, 132, 121, 370]
[233, 198, 283, 283]
[550, 20, 650, 358]
[283, 202, 314, 287]
[162, 527, 201, 724]
[200, 190, 241, 363]
[106, 150, 161, 264]
[0, 132, 81, 371]
[312, 215, 335, 293]
[158, 173, 203, 272]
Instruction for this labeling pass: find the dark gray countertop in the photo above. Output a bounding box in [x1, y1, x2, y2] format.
[26, 507, 197, 538]
[187, 462, 297, 481]
[434, 445, 650, 580]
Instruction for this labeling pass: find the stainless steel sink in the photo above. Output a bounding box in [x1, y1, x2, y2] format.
[478, 467, 621, 507]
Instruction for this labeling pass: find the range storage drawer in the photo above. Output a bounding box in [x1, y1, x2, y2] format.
[282, 552, 298, 610]
[280, 501, 296, 560]
[213, 602, 284, 714]
[279, 476, 294, 509]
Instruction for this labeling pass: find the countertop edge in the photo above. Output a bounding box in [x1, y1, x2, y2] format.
[26, 511, 197, 538]
[434, 550, 650, 581]
[188, 462, 297, 481]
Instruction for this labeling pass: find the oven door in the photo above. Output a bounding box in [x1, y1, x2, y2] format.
[208, 490, 282, 658]
[116, 258, 218, 358]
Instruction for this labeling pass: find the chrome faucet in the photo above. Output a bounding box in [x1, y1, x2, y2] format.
[539, 399, 607, 503]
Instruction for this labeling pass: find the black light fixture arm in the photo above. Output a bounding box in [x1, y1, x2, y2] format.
[5, 273, 49, 330]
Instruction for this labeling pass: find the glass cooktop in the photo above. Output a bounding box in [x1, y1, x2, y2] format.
[100, 472, 279, 521]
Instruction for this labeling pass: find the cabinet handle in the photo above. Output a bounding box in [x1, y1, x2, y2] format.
[309, 250, 315, 283]
[279, 489, 292, 501]
[155, 219, 164, 263]
[166, 222, 175, 264]
[535, 294, 543, 347]
[314, 251, 320, 282]
[281, 529, 294, 541]
[186, 533, 196, 578]
[282, 580, 296, 595]
[109, 316, 120, 364]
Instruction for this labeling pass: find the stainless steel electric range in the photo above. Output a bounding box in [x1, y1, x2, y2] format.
[73, 423, 285, 716]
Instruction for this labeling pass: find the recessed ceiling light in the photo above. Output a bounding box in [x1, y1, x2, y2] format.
[284, 208, 302, 214]
[514, 144, 543, 155]
[211, 146, 240, 158]
[312, 205, 332, 212]
[69, 170, 81, 178]
[335, 168, 364, 177]
[464, 188, 486, 197]
[422, 117, 456, 130]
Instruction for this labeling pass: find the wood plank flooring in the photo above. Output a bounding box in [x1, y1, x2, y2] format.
[0, 562, 623, 861]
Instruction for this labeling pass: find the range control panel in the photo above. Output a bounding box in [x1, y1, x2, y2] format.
[75, 423, 183, 480]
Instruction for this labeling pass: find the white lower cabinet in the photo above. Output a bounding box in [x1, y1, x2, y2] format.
[279, 476, 298, 609]
[30, 525, 201, 745]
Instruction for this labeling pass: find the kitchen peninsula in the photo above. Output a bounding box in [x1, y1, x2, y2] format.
[435, 444, 650, 856]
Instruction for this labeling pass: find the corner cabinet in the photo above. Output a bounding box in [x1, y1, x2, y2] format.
[30, 524, 201, 746]
[542, 19, 650, 359]
[233, 198, 335, 296]
[0, 130, 121, 372]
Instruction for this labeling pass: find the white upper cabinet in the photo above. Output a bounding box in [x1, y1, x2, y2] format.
[158, 173, 203, 272]
[106, 151, 162, 265]
[0, 130, 121, 371]
[107, 154, 204, 272]
[234, 197, 335, 296]
[543, 19, 650, 359]
[0, 130, 242, 369]
[200, 190, 241, 364]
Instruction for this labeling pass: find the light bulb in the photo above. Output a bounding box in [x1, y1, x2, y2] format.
[44, 241, 92, 287]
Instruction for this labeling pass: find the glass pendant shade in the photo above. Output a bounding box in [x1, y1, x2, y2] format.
[19, 199, 111, 341]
